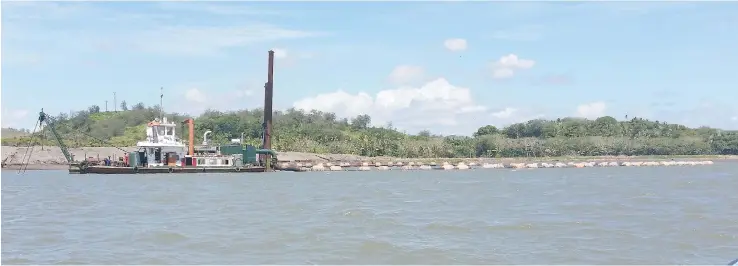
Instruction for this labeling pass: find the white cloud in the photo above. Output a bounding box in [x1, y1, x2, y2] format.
[129, 25, 323, 56]
[156, 2, 286, 16]
[235, 90, 254, 98]
[2, 1, 91, 21]
[491, 107, 518, 119]
[576, 101, 607, 119]
[491, 54, 535, 79]
[496, 54, 536, 69]
[293, 78, 490, 134]
[291, 75, 549, 134]
[185, 88, 207, 104]
[272, 48, 288, 59]
[298, 52, 314, 59]
[388, 65, 425, 85]
[488, 107, 546, 126]
[731, 116, 737, 122]
[1, 109, 31, 129]
[4, 2, 325, 57]
[443, 38, 467, 52]
[492, 68, 515, 79]
[269, 48, 316, 67]
[177, 84, 265, 116]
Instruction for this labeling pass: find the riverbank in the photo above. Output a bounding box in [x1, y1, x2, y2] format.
[2, 164, 69, 170]
[2, 146, 736, 171]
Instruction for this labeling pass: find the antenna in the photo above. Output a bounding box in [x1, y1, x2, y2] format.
[159, 87, 164, 121]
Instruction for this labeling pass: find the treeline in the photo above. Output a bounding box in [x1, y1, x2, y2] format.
[2, 103, 737, 157]
[1, 128, 31, 138]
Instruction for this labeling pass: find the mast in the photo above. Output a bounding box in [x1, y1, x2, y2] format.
[264, 50, 274, 151]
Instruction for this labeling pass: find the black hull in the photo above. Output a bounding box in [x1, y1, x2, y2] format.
[69, 166, 271, 174]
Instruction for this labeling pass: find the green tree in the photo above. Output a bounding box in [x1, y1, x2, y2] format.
[3, 103, 737, 157]
[350, 114, 371, 130]
[473, 125, 499, 137]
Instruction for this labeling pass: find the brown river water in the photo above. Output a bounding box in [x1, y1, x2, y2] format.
[2, 164, 737, 264]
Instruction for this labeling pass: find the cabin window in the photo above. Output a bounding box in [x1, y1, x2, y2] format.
[166, 127, 173, 136]
[198, 159, 204, 165]
[209, 159, 216, 165]
[225, 159, 229, 165]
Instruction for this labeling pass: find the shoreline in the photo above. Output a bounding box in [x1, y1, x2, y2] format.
[3, 155, 735, 171]
[2, 164, 70, 171]
[3, 145, 736, 171]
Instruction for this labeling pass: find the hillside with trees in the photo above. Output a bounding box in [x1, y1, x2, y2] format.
[2, 103, 737, 158]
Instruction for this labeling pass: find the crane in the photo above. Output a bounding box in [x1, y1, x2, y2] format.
[38, 110, 75, 164]
[15, 109, 128, 174]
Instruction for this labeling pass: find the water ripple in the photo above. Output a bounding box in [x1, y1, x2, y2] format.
[3, 162, 738, 264]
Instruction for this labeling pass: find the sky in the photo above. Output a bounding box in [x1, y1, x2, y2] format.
[2, 1, 738, 135]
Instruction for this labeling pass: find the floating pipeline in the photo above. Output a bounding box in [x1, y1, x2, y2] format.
[274, 160, 717, 172]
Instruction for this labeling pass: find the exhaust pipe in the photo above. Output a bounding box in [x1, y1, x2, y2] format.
[203, 130, 212, 145]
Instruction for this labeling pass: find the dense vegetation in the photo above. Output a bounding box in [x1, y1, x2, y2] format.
[3, 103, 738, 158]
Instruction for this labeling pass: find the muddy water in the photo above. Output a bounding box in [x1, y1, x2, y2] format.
[2, 163, 737, 264]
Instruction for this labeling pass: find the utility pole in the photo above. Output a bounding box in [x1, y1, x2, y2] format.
[113, 92, 117, 112]
[105, 100, 108, 112]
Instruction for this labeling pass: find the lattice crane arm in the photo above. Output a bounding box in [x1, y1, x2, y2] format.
[38, 109, 75, 163]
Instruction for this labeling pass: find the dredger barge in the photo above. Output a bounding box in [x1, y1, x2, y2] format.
[59, 116, 282, 174]
[34, 105, 287, 174]
[21, 50, 291, 174]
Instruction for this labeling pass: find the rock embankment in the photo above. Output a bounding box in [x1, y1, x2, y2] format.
[279, 160, 718, 172]
[2, 146, 736, 171]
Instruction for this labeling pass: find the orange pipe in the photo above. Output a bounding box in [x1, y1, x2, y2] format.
[183, 118, 195, 156]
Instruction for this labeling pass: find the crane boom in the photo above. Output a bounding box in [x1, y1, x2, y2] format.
[38, 109, 75, 163]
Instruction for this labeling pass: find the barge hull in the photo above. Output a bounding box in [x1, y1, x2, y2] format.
[70, 166, 268, 174]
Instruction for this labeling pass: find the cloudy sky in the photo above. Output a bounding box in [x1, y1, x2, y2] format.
[2, 1, 737, 135]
